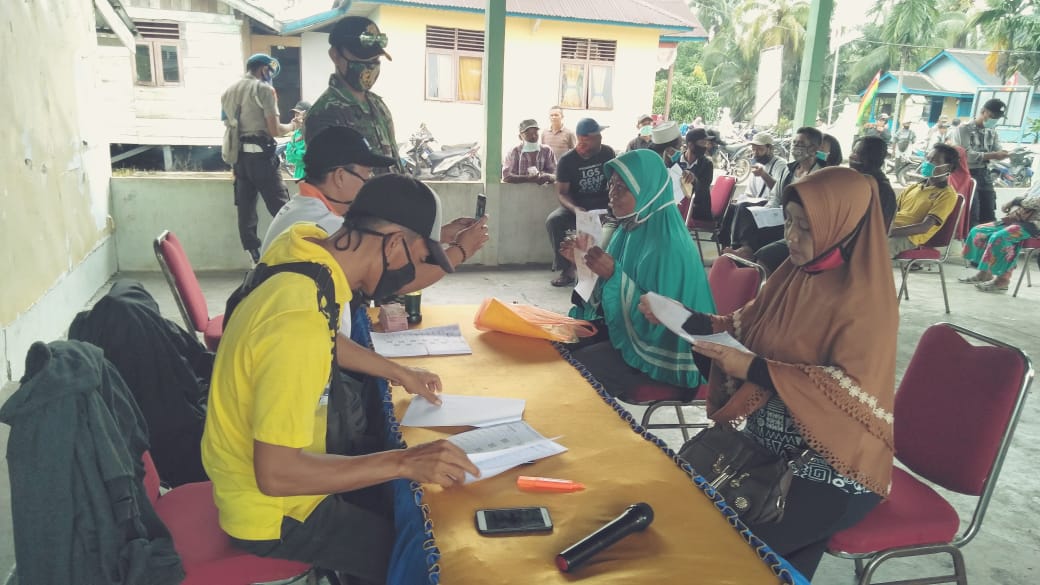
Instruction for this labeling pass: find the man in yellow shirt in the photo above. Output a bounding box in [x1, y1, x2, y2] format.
[201, 175, 479, 583]
[888, 144, 961, 257]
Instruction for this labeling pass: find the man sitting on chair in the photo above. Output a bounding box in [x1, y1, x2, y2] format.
[888, 143, 961, 258]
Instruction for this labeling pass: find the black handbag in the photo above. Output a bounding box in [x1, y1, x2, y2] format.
[677, 425, 812, 525]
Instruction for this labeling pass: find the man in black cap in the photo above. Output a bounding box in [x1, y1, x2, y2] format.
[681, 127, 715, 221]
[958, 98, 1010, 225]
[220, 53, 297, 264]
[547, 117, 616, 286]
[306, 16, 400, 174]
[203, 174, 480, 585]
[262, 126, 489, 281]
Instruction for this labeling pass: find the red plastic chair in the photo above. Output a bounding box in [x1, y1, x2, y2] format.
[895, 194, 964, 313]
[1012, 236, 1040, 298]
[154, 230, 224, 351]
[626, 254, 765, 441]
[954, 177, 976, 242]
[827, 323, 1034, 585]
[143, 452, 313, 585]
[686, 175, 737, 254]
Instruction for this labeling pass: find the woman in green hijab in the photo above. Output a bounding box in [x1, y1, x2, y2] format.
[565, 149, 716, 396]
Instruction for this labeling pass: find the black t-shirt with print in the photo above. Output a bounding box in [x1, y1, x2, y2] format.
[556, 145, 617, 210]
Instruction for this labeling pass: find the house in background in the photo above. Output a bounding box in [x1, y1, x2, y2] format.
[868, 49, 1038, 142]
[94, 0, 705, 168]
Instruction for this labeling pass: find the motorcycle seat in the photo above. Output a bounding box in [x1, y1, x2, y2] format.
[429, 148, 472, 162]
[441, 142, 477, 151]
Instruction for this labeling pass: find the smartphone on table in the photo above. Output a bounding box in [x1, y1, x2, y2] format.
[475, 193, 487, 218]
[475, 506, 553, 536]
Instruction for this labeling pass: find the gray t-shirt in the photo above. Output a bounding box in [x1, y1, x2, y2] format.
[222, 75, 278, 137]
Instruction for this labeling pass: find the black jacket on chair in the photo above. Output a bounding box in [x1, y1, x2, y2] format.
[69, 279, 212, 486]
[0, 340, 184, 585]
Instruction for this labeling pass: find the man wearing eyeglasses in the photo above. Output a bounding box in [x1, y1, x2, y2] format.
[306, 16, 401, 175]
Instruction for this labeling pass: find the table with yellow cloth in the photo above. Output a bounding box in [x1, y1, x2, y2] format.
[382, 305, 795, 584]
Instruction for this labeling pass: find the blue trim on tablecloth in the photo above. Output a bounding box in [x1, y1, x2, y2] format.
[552, 342, 810, 585]
[352, 307, 441, 585]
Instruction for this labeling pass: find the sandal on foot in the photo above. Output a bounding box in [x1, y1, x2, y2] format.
[958, 274, 990, 284]
[975, 280, 1009, 293]
[551, 274, 577, 287]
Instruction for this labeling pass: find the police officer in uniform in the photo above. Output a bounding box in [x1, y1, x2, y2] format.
[220, 53, 296, 263]
[306, 16, 401, 175]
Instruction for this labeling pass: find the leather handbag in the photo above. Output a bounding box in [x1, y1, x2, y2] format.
[677, 425, 812, 525]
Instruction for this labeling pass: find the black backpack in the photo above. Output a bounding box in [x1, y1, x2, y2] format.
[224, 262, 366, 456]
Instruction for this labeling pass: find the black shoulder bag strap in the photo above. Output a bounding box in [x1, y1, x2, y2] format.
[224, 262, 365, 456]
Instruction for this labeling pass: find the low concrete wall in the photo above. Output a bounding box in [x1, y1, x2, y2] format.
[111, 174, 561, 271]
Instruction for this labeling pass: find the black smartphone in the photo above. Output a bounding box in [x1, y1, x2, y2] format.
[475, 193, 487, 218]
[475, 507, 553, 536]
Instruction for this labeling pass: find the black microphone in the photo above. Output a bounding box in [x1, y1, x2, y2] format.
[555, 502, 654, 573]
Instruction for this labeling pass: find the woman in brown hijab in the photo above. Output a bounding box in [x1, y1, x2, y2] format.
[640, 166, 898, 579]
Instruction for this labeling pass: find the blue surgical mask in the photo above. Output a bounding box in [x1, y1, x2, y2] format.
[984, 118, 1000, 129]
[670, 150, 682, 164]
[919, 161, 936, 178]
[816, 151, 828, 162]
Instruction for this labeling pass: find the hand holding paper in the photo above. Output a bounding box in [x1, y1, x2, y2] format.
[642, 291, 750, 352]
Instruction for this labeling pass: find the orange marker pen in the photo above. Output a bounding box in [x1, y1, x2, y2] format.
[517, 476, 586, 493]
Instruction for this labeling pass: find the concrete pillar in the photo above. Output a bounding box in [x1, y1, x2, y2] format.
[794, 0, 833, 128]
[482, 0, 506, 264]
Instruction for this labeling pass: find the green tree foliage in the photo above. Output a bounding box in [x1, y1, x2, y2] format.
[656, 42, 704, 83]
[971, 0, 1040, 83]
[653, 71, 722, 124]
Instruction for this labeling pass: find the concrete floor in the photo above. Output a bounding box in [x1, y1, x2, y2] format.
[2, 248, 1039, 584]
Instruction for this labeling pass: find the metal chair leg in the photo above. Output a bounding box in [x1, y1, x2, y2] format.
[1014, 248, 1036, 297]
[937, 262, 950, 313]
[897, 262, 911, 302]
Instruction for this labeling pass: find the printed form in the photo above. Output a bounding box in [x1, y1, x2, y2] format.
[370, 324, 472, 358]
[446, 421, 567, 483]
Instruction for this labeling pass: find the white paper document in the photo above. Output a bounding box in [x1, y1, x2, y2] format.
[370, 324, 472, 358]
[400, 394, 526, 428]
[574, 209, 609, 302]
[748, 205, 784, 228]
[446, 421, 567, 483]
[643, 291, 750, 352]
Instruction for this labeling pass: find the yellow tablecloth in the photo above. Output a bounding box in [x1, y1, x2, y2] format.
[392, 305, 782, 584]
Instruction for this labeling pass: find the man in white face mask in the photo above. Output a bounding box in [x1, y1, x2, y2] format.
[502, 118, 557, 184]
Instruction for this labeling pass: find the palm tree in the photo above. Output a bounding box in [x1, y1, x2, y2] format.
[971, 0, 1040, 83]
[700, 28, 761, 121]
[743, 0, 811, 119]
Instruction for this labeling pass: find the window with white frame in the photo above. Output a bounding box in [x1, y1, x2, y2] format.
[425, 26, 485, 103]
[134, 20, 182, 86]
[559, 37, 616, 110]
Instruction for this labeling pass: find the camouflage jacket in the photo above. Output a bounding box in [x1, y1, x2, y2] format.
[305, 74, 401, 174]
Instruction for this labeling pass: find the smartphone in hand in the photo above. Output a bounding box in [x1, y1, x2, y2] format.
[475, 193, 487, 218]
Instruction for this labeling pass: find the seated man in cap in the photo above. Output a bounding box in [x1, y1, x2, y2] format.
[681, 128, 715, 222]
[202, 175, 481, 585]
[716, 132, 787, 248]
[502, 118, 557, 184]
[547, 118, 616, 287]
[626, 113, 655, 152]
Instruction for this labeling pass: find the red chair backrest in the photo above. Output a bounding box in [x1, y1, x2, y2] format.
[709, 176, 737, 219]
[143, 451, 162, 506]
[157, 231, 210, 332]
[956, 178, 976, 241]
[921, 193, 964, 248]
[895, 324, 1028, 495]
[708, 255, 762, 315]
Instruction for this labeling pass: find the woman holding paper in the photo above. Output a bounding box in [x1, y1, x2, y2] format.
[639, 167, 898, 579]
[562, 148, 715, 397]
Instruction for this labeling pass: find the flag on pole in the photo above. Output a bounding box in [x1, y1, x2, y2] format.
[856, 71, 882, 127]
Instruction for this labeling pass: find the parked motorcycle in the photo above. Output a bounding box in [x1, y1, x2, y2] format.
[398, 123, 482, 181]
[887, 148, 926, 186]
[705, 130, 751, 182]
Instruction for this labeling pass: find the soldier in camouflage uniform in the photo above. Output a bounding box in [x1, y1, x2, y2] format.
[306, 16, 401, 175]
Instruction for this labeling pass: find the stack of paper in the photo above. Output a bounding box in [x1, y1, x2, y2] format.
[643, 291, 749, 351]
[400, 394, 526, 428]
[371, 324, 472, 357]
[446, 421, 567, 483]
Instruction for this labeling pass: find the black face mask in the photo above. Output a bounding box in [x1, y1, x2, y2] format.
[690, 145, 707, 158]
[366, 231, 416, 300]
